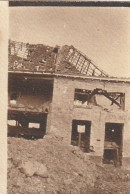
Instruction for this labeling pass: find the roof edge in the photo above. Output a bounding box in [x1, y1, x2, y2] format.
[8, 70, 130, 83]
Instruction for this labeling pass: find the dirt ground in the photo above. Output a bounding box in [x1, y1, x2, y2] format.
[8, 133, 130, 194]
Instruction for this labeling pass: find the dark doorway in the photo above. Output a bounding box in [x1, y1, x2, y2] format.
[71, 120, 91, 152]
[103, 123, 123, 166]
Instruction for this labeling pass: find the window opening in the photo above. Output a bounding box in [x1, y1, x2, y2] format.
[74, 88, 125, 110]
[8, 112, 47, 139]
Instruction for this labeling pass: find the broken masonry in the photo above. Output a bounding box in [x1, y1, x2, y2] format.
[8, 40, 130, 166]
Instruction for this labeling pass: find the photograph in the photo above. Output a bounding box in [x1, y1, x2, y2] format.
[7, 3, 130, 194]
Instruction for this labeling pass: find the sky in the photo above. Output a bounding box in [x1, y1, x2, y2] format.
[9, 7, 130, 77]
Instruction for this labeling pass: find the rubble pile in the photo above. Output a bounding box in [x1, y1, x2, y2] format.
[9, 41, 57, 72]
[8, 133, 130, 194]
[8, 135, 97, 194]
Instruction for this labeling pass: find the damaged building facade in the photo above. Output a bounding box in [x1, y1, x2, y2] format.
[8, 40, 130, 166]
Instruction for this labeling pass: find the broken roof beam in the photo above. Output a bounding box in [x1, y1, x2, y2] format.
[88, 88, 121, 107]
[103, 93, 121, 107]
[65, 46, 109, 77]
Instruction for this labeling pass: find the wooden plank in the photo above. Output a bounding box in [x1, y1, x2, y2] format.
[78, 133, 81, 148]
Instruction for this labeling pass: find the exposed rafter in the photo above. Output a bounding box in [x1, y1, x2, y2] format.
[8, 40, 109, 77]
[59, 45, 109, 77]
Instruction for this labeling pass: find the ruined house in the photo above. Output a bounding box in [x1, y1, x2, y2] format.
[8, 40, 130, 166]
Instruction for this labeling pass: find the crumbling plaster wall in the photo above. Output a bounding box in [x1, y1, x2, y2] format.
[50, 76, 130, 159]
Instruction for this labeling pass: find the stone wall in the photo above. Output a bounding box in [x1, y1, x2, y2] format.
[50, 76, 130, 160]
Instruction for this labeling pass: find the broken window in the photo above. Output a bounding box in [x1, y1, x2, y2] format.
[8, 111, 47, 139]
[71, 120, 91, 153]
[74, 88, 125, 110]
[74, 89, 96, 107]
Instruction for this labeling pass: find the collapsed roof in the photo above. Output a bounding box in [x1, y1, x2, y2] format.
[9, 40, 109, 77]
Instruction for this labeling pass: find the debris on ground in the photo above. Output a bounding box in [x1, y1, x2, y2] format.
[8, 132, 130, 194]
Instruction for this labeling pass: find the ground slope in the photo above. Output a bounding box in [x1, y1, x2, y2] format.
[8, 133, 130, 194]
